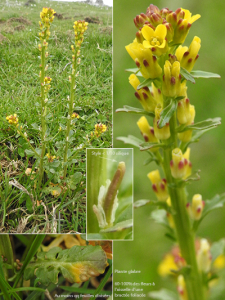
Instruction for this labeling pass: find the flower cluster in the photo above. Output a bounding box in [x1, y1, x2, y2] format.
[71, 112, 80, 119]
[6, 114, 19, 126]
[73, 20, 88, 49]
[46, 153, 56, 162]
[39, 7, 55, 40]
[94, 123, 107, 138]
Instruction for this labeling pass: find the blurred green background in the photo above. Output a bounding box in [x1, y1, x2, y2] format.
[113, 0, 225, 298]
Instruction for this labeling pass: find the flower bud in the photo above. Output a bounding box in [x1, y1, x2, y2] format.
[197, 239, 212, 273]
[126, 41, 162, 79]
[187, 194, 204, 220]
[153, 105, 170, 140]
[134, 13, 149, 29]
[129, 74, 157, 112]
[178, 105, 195, 142]
[170, 148, 187, 179]
[162, 61, 181, 98]
[148, 170, 168, 201]
[177, 275, 188, 300]
[137, 116, 158, 144]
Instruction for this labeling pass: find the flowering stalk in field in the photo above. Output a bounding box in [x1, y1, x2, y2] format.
[117, 4, 224, 300]
[63, 20, 88, 178]
[38, 7, 55, 185]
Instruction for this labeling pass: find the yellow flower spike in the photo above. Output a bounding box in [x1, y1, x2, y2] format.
[177, 275, 188, 300]
[186, 194, 204, 220]
[178, 105, 196, 142]
[137, 116, 158, 144]
[162, 60, 181, 98]
[125, 41, 162, 79]
[153, 105, 171, 140]
[94, 123, 107, 137]
[147, 170, 168, 202]
[129, 74, 157, 112]
[142, 24, 168, 57]
[73, 20, 88, 48]
[197, 239, 212, 273]
[6, 114, 19, 126]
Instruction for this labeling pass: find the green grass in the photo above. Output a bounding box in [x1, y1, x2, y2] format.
[0, 0, 112, 233]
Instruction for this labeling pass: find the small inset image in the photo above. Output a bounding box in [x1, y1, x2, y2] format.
[86, 148, 133, 240]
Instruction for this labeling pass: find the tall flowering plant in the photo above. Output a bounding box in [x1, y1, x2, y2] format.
[117, 4, 224, 300]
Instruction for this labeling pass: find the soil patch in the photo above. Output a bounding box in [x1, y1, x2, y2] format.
[84, 16, 101, 24]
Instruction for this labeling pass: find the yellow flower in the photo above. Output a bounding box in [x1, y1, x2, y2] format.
[141, 24, 168, 56]
[214, 254, 225, 269]
[158, 253, 178, 276]
[6, 114, 19, 126]
[162, 60, 181, 98]
[178, 105, 195, 142]
[177, 275, 188, 300]
[172, 8, 201, 44]
[71, 112, 80, 119]
[170, 148, 192, 179]
[73, 20, 88, 48]
[186, 194, 204, 220]
[46, 153, 56, 162]
[153, 105, 171, 140]
[137, 116, 158, 144]
[147, 170, 168, 202]
[129, 74, 157, 112]
[125, 41, 162, 79]
[94, 123, 107, 137]
[176, 36, 201, 72]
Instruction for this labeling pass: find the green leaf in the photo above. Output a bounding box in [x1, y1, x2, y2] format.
[25, 149, 35, 157]
[180, 67, 195, 83]
[158, 100, 178, 128]
[100, 219, 133, 233]
[67, 172, 82, 190]
[137, 78, 154, 89]
[151, 209, 170, 229]
[168, 170, 201, 188]
[177, 118, 221, 132]
[191, 70, 221, 79]
[117, 135, 143, 148]
[18, 147, 25, 158]
[116, 105, 154, 117]
[134, 199, 151, 208]
[31, 123, 40, 130]
[148, 288, 179, 300]
[140, 142, 168, 151]
[24, 245, 108, 286]
[210, 239, 225, 263]
[125, 68, 142, 77]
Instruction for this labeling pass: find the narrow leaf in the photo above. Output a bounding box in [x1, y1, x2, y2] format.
[116, 105, 154, 117]
[100, 219, 133, 233]
[134, 199, 170, 211]
[117, 135, 143, 148]
[137, 78, 154, 89]
[125, 67, 142, 77]
[177, 118, 221, 132]
[140, 142, 164, 151]
[158, 100, 178, 128]
[134, 199, 151, 208]
[191, 70, 221, 79]
[180, 67, 195, 83]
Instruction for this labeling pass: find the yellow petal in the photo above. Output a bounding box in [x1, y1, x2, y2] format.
[154, 24, 167, 39]
[141, 25, 155, 41]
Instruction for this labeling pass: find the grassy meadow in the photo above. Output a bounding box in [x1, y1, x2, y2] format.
[0, 0, 112, 233]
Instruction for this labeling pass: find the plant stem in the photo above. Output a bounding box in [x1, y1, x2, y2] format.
[39, 44, 47, 186]
[162, 102, 205, 300]
[63, 56, 77, 178]
[0, 235, 14, 280]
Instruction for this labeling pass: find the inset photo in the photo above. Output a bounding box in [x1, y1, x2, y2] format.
[86, 148, 133, 240]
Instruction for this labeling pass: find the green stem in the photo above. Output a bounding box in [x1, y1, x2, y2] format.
[63, 55, 77, 178]
[162, 104, 205, 300]
[39, 44, 47, 186]
[0, 235, 14, 280]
